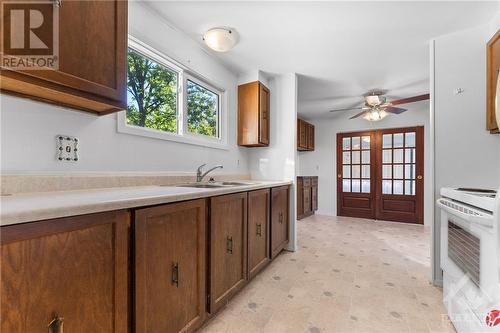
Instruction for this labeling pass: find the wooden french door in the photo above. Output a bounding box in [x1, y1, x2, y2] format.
[337, 126, 424, 224]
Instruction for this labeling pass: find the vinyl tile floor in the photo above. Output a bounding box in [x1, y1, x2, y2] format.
[200, 215, 455, 333]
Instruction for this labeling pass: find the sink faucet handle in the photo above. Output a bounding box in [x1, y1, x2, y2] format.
[197, 163, 206, 172]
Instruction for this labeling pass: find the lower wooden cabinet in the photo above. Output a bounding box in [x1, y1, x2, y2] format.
[1, 186, 291, 332]
[297, 176, 318, 220]
[134, 199, 207, 333]
[247, 189, 271, 279]
[0, 211, 129, 333]
[209, 192, 248, 313]
[271, 186, 290, 258]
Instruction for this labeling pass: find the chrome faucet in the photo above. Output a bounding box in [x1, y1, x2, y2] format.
[196, 164, 223, 182]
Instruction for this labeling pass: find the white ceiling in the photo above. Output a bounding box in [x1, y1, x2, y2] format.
[146, 1, 499, 118]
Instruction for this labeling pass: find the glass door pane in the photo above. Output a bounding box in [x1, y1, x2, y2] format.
[341, 135, 370, 193]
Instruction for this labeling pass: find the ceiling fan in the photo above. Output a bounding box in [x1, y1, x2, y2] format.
[329, 91, 430, 121]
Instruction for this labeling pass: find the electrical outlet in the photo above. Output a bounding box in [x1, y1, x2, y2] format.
[56, 135, 79, 162]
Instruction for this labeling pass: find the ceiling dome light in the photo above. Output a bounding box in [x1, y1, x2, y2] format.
[363, 109, 387, 122]
[203, 28, 238, 52]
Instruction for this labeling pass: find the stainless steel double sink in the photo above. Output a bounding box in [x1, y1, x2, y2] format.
[175, 181, 256, 189]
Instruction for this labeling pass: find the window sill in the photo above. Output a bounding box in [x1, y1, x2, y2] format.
[116, 112, 229, 150]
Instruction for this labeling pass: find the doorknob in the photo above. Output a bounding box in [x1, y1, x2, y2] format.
[417, 175, 423, 180]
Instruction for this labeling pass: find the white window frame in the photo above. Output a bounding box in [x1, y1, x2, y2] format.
[118, 36, 228, 150]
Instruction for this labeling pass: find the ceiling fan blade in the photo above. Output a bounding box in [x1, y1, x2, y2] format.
[384, 106, 407, 114]
[349, 110, 368, 119]
[329, 107, 364, 113]
[389, 93, 430, 106]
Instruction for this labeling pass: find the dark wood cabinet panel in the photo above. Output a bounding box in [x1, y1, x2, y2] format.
[487, 30, 500, 134]
[0, 0, 127, 114]
[297, 119, 315, 151]
[259, 84, 270, 145]
[209, 192, 248, 313]
[271, 186, 289, 258]
[297, 176, 318, 220]
[238, 81, 270, 146]
[134, 200, 207, 333]
[0, 210, 129, 333]
[247, 189, 271, 280]
[297, 177, 304, 217]
[297, 119, 307, 150]
[312, 182, 318, 211]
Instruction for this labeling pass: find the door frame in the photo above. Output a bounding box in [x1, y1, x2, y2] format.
[336, 126, 424, 224]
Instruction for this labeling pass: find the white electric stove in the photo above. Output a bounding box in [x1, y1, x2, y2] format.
[437, 187, 500, 332]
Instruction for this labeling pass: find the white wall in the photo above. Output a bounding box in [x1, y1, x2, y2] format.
[298, 102, 432, 225]
[0, 1, 248, 175]
[247, 73, 298, 251]
[431, 20, 500, 284]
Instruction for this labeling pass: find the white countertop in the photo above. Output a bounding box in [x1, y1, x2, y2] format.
[0, 180, 291, 226]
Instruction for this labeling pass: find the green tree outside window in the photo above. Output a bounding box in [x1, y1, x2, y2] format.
[126, 48, 220, 139]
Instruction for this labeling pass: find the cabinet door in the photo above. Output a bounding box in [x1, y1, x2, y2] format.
[298, 119, 307, 150]
[271, 186, 289, 258]
[312, 185, 318, 211]
[248, 189, 270, 280]
[209, 193, 247, 313]
[1, 211, 129, 333]
[1, 0, 127, 113]
[297, 177, 304, 218]
[487, 30, 500, 133]
[304, 186, 312, 214]
[135, 200, 206, 333]
[308, 124, 315, 150]
[307, 124, 314, 151]
[259, 83, 270, 145]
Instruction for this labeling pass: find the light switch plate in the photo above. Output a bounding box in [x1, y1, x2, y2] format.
[56, 135, 79, 162]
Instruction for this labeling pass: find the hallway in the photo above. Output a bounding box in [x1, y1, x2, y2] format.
[201, 215, 455, 333]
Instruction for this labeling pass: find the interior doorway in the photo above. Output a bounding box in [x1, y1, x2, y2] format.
[336, 126, 424, 224]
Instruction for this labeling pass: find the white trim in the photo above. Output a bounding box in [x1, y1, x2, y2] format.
[429, 39, 442, 287]
[117, 36, 229, 150]
[182, 73, 228, 145]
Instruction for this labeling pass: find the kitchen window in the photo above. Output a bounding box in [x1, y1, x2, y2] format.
[118, 37, 227, 149]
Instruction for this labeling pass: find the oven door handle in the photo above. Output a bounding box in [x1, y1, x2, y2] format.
[436, 199, 494, 228]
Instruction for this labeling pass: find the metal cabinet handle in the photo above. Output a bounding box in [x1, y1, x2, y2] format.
[171, 262, 179, 287]
[256, 223, 262, 237]
[279, 212, 284, 224]
[226, 236, 233, 254]
[48, 315, 64, 333]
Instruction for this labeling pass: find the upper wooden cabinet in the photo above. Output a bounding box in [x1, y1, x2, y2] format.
[0, 0, 128, 114]
[209, 192, 248, 313]
[134, 200, 207, 333]
[238, 81, 270, 146]
[297, 119, 315, 151]
[1, 211, 129, 333]
[487, 30, 500, 134]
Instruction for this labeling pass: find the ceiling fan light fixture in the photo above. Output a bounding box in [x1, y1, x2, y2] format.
[203, 28, 237, 52]
[363, 109, 387, 122]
